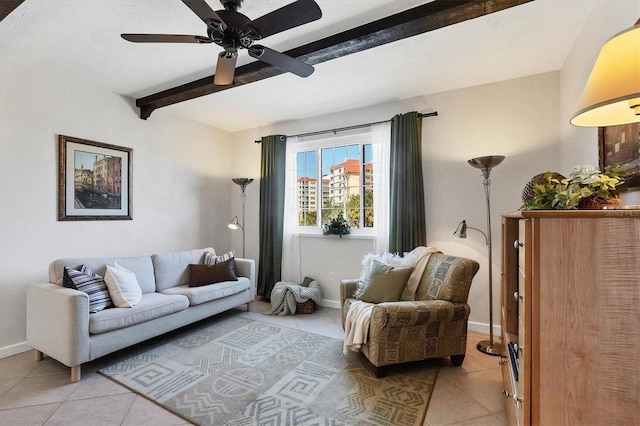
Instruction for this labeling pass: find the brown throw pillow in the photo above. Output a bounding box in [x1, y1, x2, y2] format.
[188, 258, 238, 287]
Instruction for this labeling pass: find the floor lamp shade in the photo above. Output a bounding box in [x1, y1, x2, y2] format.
[571, 21, 640, 127]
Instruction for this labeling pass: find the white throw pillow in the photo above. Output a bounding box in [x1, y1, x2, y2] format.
[355, 251, 421, 299]
[358, 251, 420, 283]
[104, 263, 142, 308]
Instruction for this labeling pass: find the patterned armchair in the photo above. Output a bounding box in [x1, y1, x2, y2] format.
[340, 252, 479, 377]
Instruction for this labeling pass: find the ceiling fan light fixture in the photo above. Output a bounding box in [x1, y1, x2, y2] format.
[214, 50, 238, 85]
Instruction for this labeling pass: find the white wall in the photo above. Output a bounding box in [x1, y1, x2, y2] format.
[0, 58, 234, 357]
[300, 236, 375, 306]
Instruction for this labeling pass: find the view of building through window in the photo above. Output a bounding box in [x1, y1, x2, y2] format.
[296, 143, 372, 228]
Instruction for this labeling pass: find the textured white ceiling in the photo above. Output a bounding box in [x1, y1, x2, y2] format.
[0, 0, 597, 132]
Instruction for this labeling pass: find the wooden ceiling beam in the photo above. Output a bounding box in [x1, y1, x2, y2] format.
[136, 0, 533, 119]
[0, 0, 25, 22]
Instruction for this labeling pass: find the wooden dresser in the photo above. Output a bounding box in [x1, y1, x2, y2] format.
[500, 210, 639, 425]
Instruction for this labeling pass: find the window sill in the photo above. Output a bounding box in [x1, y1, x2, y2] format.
[296, 232, 376, 240]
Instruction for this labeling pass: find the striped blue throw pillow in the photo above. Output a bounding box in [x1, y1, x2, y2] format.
[63, 265, 113, 313]
[204, 250, 235, 265]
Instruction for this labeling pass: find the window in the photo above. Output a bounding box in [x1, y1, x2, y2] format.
[282, 122, 390, 277]
[289, 128, 376, 232]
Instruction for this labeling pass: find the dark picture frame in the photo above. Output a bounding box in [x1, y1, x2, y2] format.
[58, 135, 133, 221]
[598, 122, 640, 190]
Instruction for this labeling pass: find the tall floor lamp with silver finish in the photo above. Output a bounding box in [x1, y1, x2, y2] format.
[228, 178, 254, 258]
[454, 155, 505, 356]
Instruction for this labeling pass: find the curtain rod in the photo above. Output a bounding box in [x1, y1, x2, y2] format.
[254, 111, 438, 142]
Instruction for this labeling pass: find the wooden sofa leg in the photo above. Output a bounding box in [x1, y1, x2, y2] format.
[373, 365, 387, 378]
[246, 301, 251, 312]
[71, 365, 81, 382]
[450, 354, 465, 366]
[33, 349, 43, 362]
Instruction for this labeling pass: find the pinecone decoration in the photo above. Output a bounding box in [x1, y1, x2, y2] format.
[521, 172, 566, 203]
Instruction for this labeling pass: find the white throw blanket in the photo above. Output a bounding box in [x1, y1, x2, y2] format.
[264, 280, 323, 316]
[343, 300, 375, 354]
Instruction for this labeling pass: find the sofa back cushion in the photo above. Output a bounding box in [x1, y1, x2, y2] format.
[50, 256, 156, 294]
[152, 248, 215, 292]
[414, 253, 480, 303]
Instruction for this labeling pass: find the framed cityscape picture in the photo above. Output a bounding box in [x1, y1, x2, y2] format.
[598, 122, 640, 190]
[58, 135, 133, 221]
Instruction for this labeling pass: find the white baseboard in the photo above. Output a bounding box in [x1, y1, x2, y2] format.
[319, 299, 341, 310]
[468, 320, 502, 338]
[0, 341, 31, 360]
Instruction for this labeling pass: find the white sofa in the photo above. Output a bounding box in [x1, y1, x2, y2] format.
[26, 247, 255, 382]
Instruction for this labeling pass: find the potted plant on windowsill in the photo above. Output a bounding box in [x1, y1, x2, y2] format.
[323, 212, 351, 237]
[522, 164, 626, 210]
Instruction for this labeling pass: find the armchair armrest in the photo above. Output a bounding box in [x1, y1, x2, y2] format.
[26, 283, 91, 367]
[371, 300, 470, 328]
[340, 279, 359, 306]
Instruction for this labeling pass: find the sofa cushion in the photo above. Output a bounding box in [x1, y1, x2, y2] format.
[356, 260, 414, 303]
[63, 265, 113, 313]
[104, 263, 143, 308]
[89, 292, 189, 334]
[189, 258, 238, 287]
[50, 256, 156, 294]
[161, 277, 251, 306]
[152, 248, 215, 292]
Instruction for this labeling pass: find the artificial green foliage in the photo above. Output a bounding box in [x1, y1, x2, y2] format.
[522, 165, 625, 210]
[323, 212, 351, 236]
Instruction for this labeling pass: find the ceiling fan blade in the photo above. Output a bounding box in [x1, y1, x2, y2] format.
[182, 0, 226, 31]
[245, 0, 321, 39]
[248, 45, 314, 78]
[214, 51, 238, 85]
[121, 34, 212, 43]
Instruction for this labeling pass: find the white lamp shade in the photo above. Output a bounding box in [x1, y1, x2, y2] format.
[570, 23, 640, 127]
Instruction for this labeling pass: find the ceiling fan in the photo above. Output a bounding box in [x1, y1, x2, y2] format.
[121, 0, 322, 86]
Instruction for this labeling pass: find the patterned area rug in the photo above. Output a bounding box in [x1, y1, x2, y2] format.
[100, 316, 438, 426]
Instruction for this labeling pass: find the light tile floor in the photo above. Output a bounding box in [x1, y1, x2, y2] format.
[0, 301, 506, 425]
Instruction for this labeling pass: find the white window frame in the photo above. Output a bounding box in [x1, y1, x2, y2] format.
[285, 127, 378, 237]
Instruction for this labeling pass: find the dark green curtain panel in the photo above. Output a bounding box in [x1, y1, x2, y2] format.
[389, 111, 427, 253]
[257, 135, 286, 300]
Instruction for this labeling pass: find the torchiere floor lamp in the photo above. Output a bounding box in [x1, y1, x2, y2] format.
[228, 178, 253, 258]
[454, 155, 504, 356]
